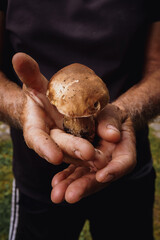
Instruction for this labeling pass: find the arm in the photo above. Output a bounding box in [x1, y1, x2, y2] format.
[114, 22, 160, 128]
[0, 12, 63, 162]
[95, 22, 160, 182]
[51, 22, 160, 203]
[0, 11, 95, 165]
[0, 11, 24, 127]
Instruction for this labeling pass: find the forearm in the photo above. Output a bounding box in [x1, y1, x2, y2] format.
[114, 22, 160, 129]
[0, 70, 25, 128]
[0, 12, 25, 128]
[114, 67, 160, 129]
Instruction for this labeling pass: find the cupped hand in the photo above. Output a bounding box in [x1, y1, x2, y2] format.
[51, 104, 137, 203]
[12, 53, 95, 165]
[51, 164, 108, 203]
[95, 104, 137, 182]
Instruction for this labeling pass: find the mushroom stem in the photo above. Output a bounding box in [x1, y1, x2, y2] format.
[63, 116, 95, 142]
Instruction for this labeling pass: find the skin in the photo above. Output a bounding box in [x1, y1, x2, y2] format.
[0, 10, 160, 203]
[51, 22, 160, 203]
[51, 107, 136, 203]
[0, 11, 95, 165]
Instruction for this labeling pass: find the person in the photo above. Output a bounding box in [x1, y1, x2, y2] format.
[0, 0, 160, 239]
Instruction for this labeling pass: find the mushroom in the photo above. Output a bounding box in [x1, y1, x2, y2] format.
[46, 63, 109, 143]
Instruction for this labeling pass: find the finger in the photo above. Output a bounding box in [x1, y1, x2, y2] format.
[12, 52, 48, 94]
[23, 96, 63, 164]
[24, 88, 63, 129]
[97, 104, 122, 142]
[51, 178, 74, 203]
[97, 121, 121, 143]
[12, 53, 63, 128]
[96, 154, 136, 183]
[96, 118, 136, 183]
[65, 173, 107, 203]
[50, 128, 95, 161]
[93, 141, 115, 170]
[24, 126, 63, 165]
[63, 154, 97, 170]
[51, 165, 76, 187]
[51, 167, 90, 203]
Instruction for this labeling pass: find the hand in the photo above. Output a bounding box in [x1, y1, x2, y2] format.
[95, 104, 136, 181]
[51, 104, 137, 203]
[12, 53, 96, 165]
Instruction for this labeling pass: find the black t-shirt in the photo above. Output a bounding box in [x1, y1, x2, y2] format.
[1, 0, 160, 203]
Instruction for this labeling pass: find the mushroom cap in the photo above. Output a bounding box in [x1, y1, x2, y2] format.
[47, 63, 109, 118]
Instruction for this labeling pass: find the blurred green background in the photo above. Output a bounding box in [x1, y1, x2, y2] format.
[0, 122, 160, 240]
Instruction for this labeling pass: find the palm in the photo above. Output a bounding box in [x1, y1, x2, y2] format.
[51, 114, 137, 204]
[22, 89, 63, 163]
[12, 52, 96, 165]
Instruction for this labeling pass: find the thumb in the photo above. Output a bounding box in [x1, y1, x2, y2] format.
[97, 104, 124, 143]
[12, 52, 63, 128]
[96, 117, 137, 183]
[12, 52, 48, 94]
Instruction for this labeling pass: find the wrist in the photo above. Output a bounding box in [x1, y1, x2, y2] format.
[15, 91, 26, 129]
[0, 72, 26, 128]
[4, 90, 26, 129]
[110, 102, 129, 122]
[112, 99, 140, 131]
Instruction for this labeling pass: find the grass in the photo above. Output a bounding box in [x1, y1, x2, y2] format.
[0, 127, 160, 240]
[0, 140, 13, 240]
[149, 128, 160, 239]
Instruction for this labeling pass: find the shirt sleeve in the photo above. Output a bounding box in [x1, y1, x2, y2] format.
[0, 0, 7, 12]
[148, 0, 160, 23]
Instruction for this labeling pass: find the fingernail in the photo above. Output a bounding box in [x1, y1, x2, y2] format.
[74, 150, 84, 160]
[106, 125, 119, 132]
[26, 89, 44, 108]
[94, 149, 104, 161]
[43, 155, 50, 162]
[104, 174, 114, 183]
[98, 173, 114, 183]
[88, 161, 98, 172]
[95, 148, 103, 155]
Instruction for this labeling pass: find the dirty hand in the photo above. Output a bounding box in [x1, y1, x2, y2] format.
[51, 104, 137, 203]
[12, 53, 96, 165]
